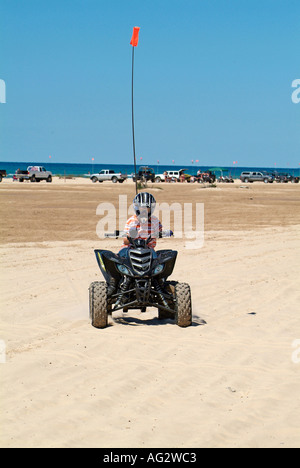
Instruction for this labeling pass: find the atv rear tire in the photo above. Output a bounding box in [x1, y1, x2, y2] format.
[175, 282, 192, 327]
[89, 281, 108, 329]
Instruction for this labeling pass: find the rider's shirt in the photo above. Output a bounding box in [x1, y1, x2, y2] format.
[122, 215, 163, 249]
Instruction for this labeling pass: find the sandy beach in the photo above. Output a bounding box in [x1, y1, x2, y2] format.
[0, 177, 299, 448]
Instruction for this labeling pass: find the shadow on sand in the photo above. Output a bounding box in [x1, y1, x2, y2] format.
[111, 314, 207, 327]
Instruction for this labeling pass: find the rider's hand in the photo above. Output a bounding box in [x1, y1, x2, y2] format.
[162, 230, 174, 238]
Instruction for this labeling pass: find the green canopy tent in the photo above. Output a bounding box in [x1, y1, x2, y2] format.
[208, 167, 229, 175]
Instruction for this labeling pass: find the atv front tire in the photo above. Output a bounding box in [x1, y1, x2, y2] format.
[89, 281, 108, 328]
[175, 282, 192, 327]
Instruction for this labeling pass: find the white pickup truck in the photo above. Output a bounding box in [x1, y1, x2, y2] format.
[90, 169, 127, 184]
[14, 166, 53, 182]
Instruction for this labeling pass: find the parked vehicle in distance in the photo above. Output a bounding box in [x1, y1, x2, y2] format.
[195, 171, 216, 184]
[132, 166, 156, 183]
[273, 172, 299, 183]
[13, 170, 28, 182]
[240, 171, 274, 183]
[14, 166, 52, 182]
[155, 169, 191, 183]
[0, 170, 7, 182]
[218, 175, 234, 183]
[90, 169, 127, 183]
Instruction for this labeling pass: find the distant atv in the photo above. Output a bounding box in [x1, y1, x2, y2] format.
[89, 230, 192, 328]
[218, 175, 234, 183]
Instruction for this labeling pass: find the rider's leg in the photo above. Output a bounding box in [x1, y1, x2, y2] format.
[107, 248, 129, 296]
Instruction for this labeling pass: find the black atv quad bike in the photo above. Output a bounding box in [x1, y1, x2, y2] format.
[89, 231, 192, 328]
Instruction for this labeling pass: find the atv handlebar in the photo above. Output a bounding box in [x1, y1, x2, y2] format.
[104, 230, 174, 240]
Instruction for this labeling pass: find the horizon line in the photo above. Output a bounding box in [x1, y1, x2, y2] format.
[0, 160, 299, 170]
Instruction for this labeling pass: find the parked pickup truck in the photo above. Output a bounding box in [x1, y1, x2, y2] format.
[0, 170, 7, 182]
[240, 171, 274, 183]
[14, 166, 53, 182]
[90, 169, 127, 183]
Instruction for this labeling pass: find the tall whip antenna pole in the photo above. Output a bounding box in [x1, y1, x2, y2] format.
[130, 27, 140, 196]
[131, 46, 138, 195]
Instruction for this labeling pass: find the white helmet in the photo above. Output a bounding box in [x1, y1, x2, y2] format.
[133, 192, 156, 218]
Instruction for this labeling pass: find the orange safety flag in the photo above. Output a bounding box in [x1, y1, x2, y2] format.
[130, 27, 140, 47]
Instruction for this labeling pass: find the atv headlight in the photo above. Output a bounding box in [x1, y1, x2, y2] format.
[117, 264, 130, 276]
[154, 264, 164, 275]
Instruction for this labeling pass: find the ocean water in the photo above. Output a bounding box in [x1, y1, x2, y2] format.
[0, 161, 299, 179]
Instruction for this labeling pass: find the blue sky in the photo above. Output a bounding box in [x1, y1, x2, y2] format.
[0, 0, 299, 168]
